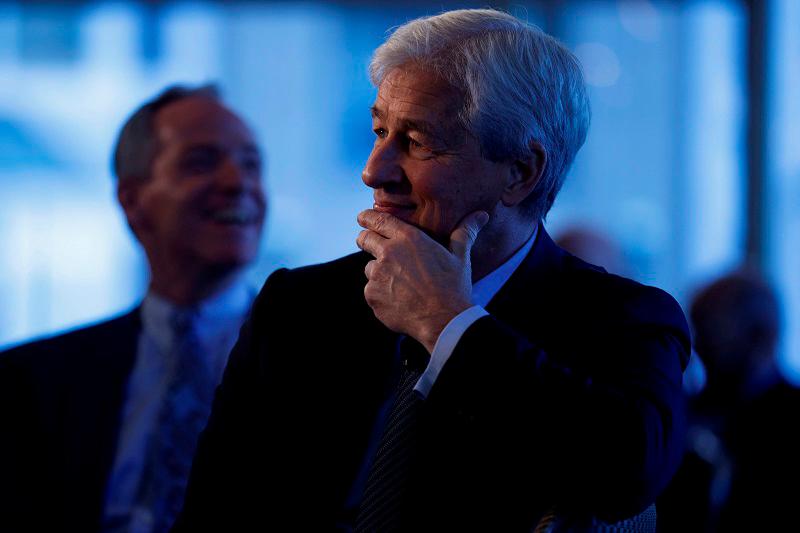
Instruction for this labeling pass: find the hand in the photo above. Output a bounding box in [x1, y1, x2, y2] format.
[356, 209, 489, 353]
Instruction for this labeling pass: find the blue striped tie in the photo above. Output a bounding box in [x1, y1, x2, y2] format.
[354, 335, 429, 532]
[137, 309, 213, 532]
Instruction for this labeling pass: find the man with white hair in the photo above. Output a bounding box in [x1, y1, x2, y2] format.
[176, 9, 689, 531]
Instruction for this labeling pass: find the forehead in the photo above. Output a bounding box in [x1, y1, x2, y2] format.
[374, 66, 463, 123]
[154, 96, 254, 147]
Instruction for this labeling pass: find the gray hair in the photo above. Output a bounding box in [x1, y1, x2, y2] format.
[112, 83, 220, 183]
[369, 9, 591, 221]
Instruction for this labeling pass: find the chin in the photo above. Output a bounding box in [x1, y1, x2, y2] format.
[409, 228, 448, 247]
[202, 244, 259, 270]
[419, 220, 455, 245]
[389, 210, 418, 228]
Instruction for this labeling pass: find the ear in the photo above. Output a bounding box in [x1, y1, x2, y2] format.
[501, 141, 547, 207]
[116, 178, 145, 236]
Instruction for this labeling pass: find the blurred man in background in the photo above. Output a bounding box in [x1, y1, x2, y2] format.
[555, 224, 630, 277]
[0, 84, 267, 532]
[657, 270, 800, 531]
[176, 9, 688, 532]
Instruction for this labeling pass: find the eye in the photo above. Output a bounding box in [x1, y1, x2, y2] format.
[408, 137, 432, 153]
[181, 149, 222, 174]
[373, 127, 387, 139]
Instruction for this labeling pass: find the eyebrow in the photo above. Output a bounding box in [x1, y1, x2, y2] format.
[184, 142, 262, 158]
[370, 105, 438, 138]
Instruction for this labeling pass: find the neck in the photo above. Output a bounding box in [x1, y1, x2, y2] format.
[470, 218, 537, 283]
[148, 262, 244, 307]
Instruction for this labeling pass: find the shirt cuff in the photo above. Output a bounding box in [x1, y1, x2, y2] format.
[413, 305, 489, 398]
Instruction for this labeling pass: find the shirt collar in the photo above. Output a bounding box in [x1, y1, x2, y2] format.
[140, 281, 254, 355]
[471, 224, 538, 308]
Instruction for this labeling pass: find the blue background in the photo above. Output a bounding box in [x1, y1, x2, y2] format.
[0, 0, 797, 382]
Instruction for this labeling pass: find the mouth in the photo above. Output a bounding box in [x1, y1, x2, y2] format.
[373, 200, 416, 218]
[204, 206, 262, 226]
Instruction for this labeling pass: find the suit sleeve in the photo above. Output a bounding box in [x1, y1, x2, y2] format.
[0, 349, 36, 528]
[426, 285, 689, 523]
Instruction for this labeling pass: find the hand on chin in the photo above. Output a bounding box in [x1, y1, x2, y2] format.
[356, 208, 489, 352]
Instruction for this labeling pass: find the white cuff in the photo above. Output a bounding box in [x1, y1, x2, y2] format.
[413, 305, 489, 398]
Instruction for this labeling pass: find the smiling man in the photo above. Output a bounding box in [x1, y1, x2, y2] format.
[176, 9, 689, 532]
[0, 85, 266, 532]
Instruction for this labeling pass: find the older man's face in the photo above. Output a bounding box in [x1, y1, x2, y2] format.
[132, 96, 266, 271]
[362, 65, 508, 242]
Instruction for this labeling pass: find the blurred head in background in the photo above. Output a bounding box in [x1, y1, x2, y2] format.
[690, 270, 781, 403]
[555, 225, 629, 277]
[113, 85, 267, 305]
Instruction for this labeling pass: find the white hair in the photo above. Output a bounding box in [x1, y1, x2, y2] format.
[369, 8, 591, 221]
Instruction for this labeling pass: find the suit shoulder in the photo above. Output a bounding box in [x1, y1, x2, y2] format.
[254, 252, 368, 305]
[561, 255, 687, 331]
[0, 309, 139, 373]
[285, 251, 368, 283]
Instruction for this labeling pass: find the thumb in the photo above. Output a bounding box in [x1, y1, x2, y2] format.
[449, 210, 490, 261]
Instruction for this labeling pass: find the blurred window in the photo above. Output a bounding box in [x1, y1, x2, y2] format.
[767, 0, 800, 381]
[0, 0, 792, 386]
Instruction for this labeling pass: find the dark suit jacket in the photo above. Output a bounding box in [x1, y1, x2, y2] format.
[0, 310, 140, 532]
[658, 379, 800, 532]
[176, 227, 690, 531]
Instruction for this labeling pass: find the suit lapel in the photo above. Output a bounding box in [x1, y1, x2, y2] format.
[62, 308, 141, 526]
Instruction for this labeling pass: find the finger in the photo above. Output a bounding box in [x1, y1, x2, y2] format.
[357, 209, 407, 239]
[356, 229, 387, 259]
[449, 210, 489, 260]
[364, 259, 377, 279]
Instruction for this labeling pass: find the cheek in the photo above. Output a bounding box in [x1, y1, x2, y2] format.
[440, 187, 501, 232]
[414, 181, 466, 235]
[133, 188, 165, 232]
[174, 186, 211, 218]
[151, 192, 202, 238]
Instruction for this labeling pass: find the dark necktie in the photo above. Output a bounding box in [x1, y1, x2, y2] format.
[354, 335, 430, 532]
[137, 309, 214, 533]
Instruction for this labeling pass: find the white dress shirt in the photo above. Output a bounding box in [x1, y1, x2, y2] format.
[101, 283, 254, 533]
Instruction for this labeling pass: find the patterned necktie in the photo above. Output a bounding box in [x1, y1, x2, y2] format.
[137, 309, 214, 533]
[354, 335, 430, 532]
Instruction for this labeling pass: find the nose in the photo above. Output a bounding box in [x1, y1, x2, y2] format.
[362, 139, 404, 190]
[217, 156, 249, 193]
